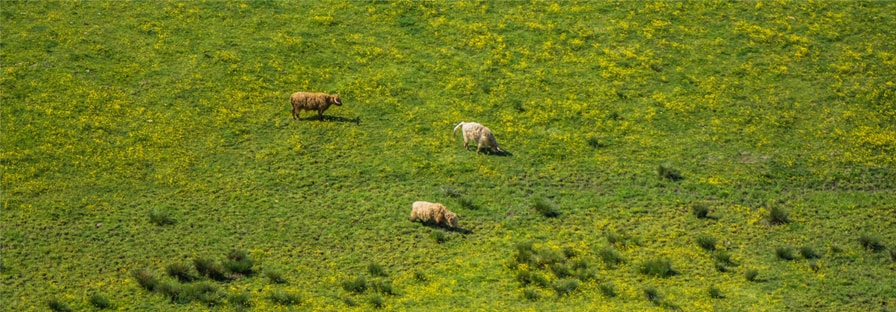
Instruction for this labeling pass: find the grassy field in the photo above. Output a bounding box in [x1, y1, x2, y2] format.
[2, 1, 895, 311]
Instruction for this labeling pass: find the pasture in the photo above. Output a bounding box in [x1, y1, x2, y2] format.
[2, 1, 895, 311]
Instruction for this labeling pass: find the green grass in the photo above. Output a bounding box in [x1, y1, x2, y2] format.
[3, 1, 896, 310]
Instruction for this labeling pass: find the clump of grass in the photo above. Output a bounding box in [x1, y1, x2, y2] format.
[523, 288, 541, 301]
[166, 263, 194, 282]
[194, 258, 227, 281]
[889, 248, 896, 262]
[692, 203, 711, 219]
[800, 246, 821, 259]
[657, 163, 683, 181]
[643, 286, 662, 305]
[371, 280, 396, 296]
[229, 292, 251, 310]
[586, 136, 604, 149]
[265, 269, 286, 284]
[767, 205, 790, 225]
[553, 279, 580, 297]
[859, 233, 885, 252]
[342, 297, 358, 307]
[269, 290, 301, 306]
[148, 209, 175, 226]
[133, 269, 160, 292]
[369, 294, 385, 309]
[190, 282, 223, 306]
[530, 272, 550, 288]
[599, 283, 617, 298]
[368, 262, 387, 277]
[440, 185, 462, 198]
[713, 250, 735, 266]
[745, 269, 760, 282]
[709, 286, 725, 299]
[47, 298, 72, 312]
[223, 249, 254, 276]
[430, 231, 447, 244]
[696, 235, 717, 251]
[457, 197, 478, 210]
[640, 258, 675, 278]
[89, 293, 112, 309]
[775, 246, 797, 260]
[532, 196, 560, 218]
[157, 281, 189, 304]
[808, 260, 821, 272]
[342, 276, 367, 294]
[598, 246, 626, 268]
[413, 270, 428, 282]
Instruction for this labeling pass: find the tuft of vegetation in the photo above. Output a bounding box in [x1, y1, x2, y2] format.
[368, 262, 387, 277]
[767, 205, 791, 225]
[133, 269, 160, 292]
[342, 276, 367, 294]
[775, 246, 798, 261]
[586, 136, 604, 149]
[47, 298, 72, 312]
[640, 258, 675, 278]
[223, 249, 254, 276]
[269, 290, 301, 306]
[457, 197, 478, 210]
[692, 204, 711, 219]
[599, 283, 617, 298]
[657, 163, 683, 181]
[229, 292, 251, 310]
[598, 246, 626, 268]
[889, 248, 896, 263]
[430, 230, 447, 244]
[523, 288, 541, 301]
[265, 269, 287, 284]
[440, 186, 463, 198]
[745, 269, 760, 282]
[696, 235, 717, 251]
[713, 250, 735, 266]
[643, 286, 662, 305]
[800, 246, 821, 259]
[89, 293, 112, 309]
[532, 197, 560, 218]
[859, 234, 886, 252]
[553, 279, 580, 297]
[148, 209, 175, 226]
[709, 286, 725, 299]
[369, 294, 385, 309]
[413, 271, 428, 282]
[371, 280, 396, 296]
[194, 258, 228, 281]
[166, 263, 194, 282]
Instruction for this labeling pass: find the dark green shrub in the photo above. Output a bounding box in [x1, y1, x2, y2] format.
[808, 260, 821, 272]
[775, 246, 797, 261]
[458, 197, 477, 210]
[342, 297, 358, 307]
[549, 262, 572, 278]
[413, 271, 428, 282]
[657, 163, 683, 181]
[709, 286, 724, 299]
[523, 288, 540, 301]
[371, 280, 396, 296]
[269, 290, 301, 306]
[514, 241, 536, 265]
[530, 272, 550, 288]
[89, 293, 112, 309]
[532, 197, 560, 218]
[47, 298, 72, 312]
[598, 246, 625, 267]
[166, 263, 194, 282]
[430, 231, 447, 244]
[342, 276, 367, 294]
[158, 281, 189, 304]
[767, 205, 790, 225]
[229, 292, 251, 309]
[224, 249, 254, 276]
[148, 209, 175, 226]
[889, 248, 896, 262]
[265, 269, 286, 284]
[745, 269, 760, 282]
[644, 286, 662, 305]
[640, 258, 675, 278]
[189, 282, 223, 306]
[696, 235, 717, 251]
[586, 136, 604, 149]
[800, 246, 821, 259]
[369, 294, 385, 309]
[715, 262, 728, 273]
[713, 250, 735, 266]
[368, 262, 387, 277]
[859, 234, 885, 252]
[692, 204, 710, 219]
[133, 269, 160, 292]
[194, 258, 227, 281]
[553, 279, 580, 297]
[599, 283, 617, 298]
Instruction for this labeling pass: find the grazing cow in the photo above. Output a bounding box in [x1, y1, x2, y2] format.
[409, 201, 458, 228]
[453, 122, 503, 154]
[290, 92, 342, 120]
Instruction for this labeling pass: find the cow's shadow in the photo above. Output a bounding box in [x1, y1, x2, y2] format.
[418, 223, 473, 235]
[296, 115, 361, 124]
[465, 148, 512, 157]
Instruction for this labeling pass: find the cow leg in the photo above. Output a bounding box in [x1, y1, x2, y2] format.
[318, 110, 324, 121]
